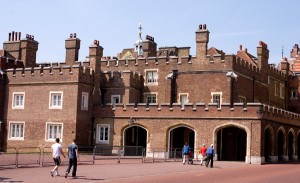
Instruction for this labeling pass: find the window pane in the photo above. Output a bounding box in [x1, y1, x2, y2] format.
[105, 127, 108, 140]
[12, 124, 15, 137]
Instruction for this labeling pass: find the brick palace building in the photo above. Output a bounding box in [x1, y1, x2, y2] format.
[0, 24, 300, 164]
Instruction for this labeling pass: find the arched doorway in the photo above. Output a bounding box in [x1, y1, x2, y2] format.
[264, 127, 273, 162]
[169, 126, 195, 158]
[217, 126, 246, 161]
[124, 125, 147, 156]
[277, 130, 285, 161]
[298, 133, 300, 160]
[288, 131, 294, 160]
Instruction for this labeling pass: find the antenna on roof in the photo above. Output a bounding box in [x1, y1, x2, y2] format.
[281, 45, 284, 59]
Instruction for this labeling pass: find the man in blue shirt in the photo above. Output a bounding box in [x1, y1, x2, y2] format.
[65, 139, 79, 178]
[205, 144, 214, 168]
[182, 142, 190, 165]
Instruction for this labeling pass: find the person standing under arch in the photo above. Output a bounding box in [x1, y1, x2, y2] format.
[205, 144, 214, 168]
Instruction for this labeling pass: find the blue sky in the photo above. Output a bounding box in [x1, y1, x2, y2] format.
[1, 0, 299, 65]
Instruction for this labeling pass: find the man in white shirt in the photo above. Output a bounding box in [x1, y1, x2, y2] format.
[50, 138, 65, 177]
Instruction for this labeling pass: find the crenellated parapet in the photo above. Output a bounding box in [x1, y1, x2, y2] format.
[100, 70, 143, 89]
[94, 103, 300, 126]
[6, 64, 94, 84]
[267, 64, 287, 80]
[0, 56, 24, 69]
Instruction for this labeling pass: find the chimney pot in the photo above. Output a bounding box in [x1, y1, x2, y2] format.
[203, 24, 207, 29]
[199, 24, 202, 30]
[240, 45, 242, 51]
[74, 33, 76, 38]
[70, 33, 73, 38]
[9, 33, 11, 41]
[12, 31, 15, 41]
[15, 32, 18, 41]
[18, 32, 21, 40]
[245, 48, 248, 52]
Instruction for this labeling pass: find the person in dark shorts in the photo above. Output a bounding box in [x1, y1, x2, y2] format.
[51, 138, 65, 177]
[65, 139, 79, 179]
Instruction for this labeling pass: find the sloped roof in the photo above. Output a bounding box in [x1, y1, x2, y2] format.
[236, 46, 257, 66]
[207, 47, 225, 59]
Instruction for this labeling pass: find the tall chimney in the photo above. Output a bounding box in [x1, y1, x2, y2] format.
[89, 40, 103, 72]
[195, 24, 209, 62]
[3, 31, 21, 60]
[20, 34, 39, 67]
[257, 41, 269, 70]
[65, 33, 80, 65]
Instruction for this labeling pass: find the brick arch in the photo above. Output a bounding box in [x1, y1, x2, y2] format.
[213, 122, 251, 162]
[287, 128, 295, 160]
[277, 126, 286, 160]
[167, 124, 196, 151]
[122, 124, 148, 148]
[264, 125, 275, 159]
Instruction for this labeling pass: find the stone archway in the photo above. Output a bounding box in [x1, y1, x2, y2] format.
[277, 129, 285, 161]
[216, 126, 247, 161]
[123, 125, 147, 156]
[288, 130, 295, 160]
[264, 126, 274, 162]
[168, 125, 195, 158]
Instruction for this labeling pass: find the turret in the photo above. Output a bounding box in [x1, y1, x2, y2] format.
[195, 24, 209, 62]
[65, 33, 80, 65]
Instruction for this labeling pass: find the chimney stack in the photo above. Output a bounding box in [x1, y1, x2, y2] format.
[142, 35, 157, 57]
[3, 31, 24, 60]
[65, 33, 80, 65]
[20, 33, 39, 67]
[195, 24, 209, 62]
[257, 41, 269, 70]
[89, 39, 103, 72]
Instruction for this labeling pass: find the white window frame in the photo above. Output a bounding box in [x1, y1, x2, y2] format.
[144, 69, 158, 85]
[12, 92, 25, 109]
[8, 121, 25, 140]
[45, 122, 63, 142]
[291, 89, 298, 100]
[211, 92, 222, 108]
[144, 92, 157, 104]
[96, 124, 110, 144]
[81, 92, 89, 110]
[49, 91, 63, 109]
[111, 95, 121, 105]
[279, 83, 285, 99]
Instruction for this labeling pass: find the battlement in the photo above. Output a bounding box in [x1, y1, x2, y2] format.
[94, 103, 300, 126]
[101, 70, 143, 88]
[267, 64, 287, 79]
[6, 64, 94, 84]
[0, 56, 24, 69]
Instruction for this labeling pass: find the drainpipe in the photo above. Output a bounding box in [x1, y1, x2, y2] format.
[170, 70, 178, 106]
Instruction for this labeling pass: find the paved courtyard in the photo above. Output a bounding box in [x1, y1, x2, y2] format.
[1, 160, 299, 183]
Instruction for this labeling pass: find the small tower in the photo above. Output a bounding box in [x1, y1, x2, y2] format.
[134, 23, 144, 57]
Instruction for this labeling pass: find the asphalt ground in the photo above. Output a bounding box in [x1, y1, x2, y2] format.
[1, 159, 299, 183]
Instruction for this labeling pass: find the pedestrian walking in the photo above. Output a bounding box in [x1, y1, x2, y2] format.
[50, 138, 65, 177]
[199, 144, 207, 166]
[182, 142, 190, 165]
[205, 144, 214, 168]
[65, 139, 79, 179]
